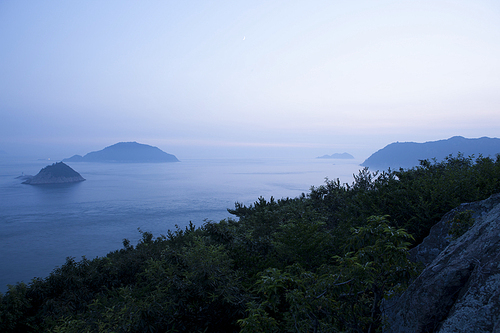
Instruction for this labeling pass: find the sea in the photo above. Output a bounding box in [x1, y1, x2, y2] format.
[0, 157, 363, 292]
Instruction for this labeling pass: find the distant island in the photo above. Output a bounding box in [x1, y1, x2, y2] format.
[63, 142, 179, 163]
[317, 152, 354, 159]
[22, 162, 85, 185]
[362, 136, 500, 170]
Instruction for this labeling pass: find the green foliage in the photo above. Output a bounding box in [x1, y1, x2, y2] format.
[335, 216, 420, 331]
[1, 153, 500, 332]
[273, 219, 333, 269]
[238, 216, 418, 333]
[238, 302, 279, 333]
[309, 153, 500, 244]
[0, 283, 33, 331]
[447, 210, 475, 240]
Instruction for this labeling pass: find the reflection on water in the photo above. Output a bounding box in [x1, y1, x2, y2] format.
[30, 181, 84, 202]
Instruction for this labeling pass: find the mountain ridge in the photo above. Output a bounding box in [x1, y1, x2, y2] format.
[362, 136, 500, 170]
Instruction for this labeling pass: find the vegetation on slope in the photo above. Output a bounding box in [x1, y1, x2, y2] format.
[1, 154, 500, 332]
[361, 136, 500, 170]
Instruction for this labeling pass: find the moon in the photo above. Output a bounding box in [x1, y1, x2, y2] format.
[243, 36, 245, 41]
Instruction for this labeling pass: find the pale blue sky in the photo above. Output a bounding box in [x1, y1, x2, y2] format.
[1, 0, 499, 159]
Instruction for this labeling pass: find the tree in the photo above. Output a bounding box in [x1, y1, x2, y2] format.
[239, 216, 419, 333]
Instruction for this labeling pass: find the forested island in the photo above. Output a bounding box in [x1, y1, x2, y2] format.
[22, 162, 85, 185]
[2, 154, 500, 332]
[64, 142, 179, 163]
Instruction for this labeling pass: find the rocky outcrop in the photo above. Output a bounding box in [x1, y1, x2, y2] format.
[410, 193, 500, 266]
[384, 194, 500, 332]
[23, 162, 85, 185]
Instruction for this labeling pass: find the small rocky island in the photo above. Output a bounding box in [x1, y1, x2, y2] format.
[22, 162, 85, 185]
[317, 152, 354, 159]
[63, 142, 179, 163]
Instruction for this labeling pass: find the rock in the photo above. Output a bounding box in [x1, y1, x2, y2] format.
[384, 194, 500, 332]
[410, 193, 500, 266]
[15, 173, 34, 181]
[23, 162, 85, 185]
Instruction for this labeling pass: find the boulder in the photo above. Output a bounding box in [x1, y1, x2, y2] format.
[384, 194, 500, 332]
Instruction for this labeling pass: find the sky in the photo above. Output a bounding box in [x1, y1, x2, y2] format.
[1, 0, 499, 160]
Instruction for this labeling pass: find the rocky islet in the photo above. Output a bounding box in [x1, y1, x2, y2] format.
[22, 162, 85, 185]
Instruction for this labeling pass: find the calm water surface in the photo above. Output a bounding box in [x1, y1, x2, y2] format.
[0, 158, 363, 291]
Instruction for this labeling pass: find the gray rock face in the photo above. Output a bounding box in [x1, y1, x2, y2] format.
[23, 162, 85, 185]
[384, 194, 500, 332]
[410, 193, 500, 266]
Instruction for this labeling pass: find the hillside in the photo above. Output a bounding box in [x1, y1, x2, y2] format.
[361, 136, 500, 170]
[22, 162, 85, 185]
[64, 142, 179, 163]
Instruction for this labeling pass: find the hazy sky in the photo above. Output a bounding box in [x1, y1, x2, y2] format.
[1, 0, 499, 159]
